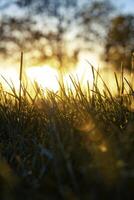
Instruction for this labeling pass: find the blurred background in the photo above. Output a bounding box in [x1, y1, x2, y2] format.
[0, 0, 134, 91]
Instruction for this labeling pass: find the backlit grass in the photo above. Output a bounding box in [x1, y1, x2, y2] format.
[0, 60, 134, 200]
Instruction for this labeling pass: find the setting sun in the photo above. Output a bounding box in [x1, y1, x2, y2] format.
[26, 65, 59, 93]
[26, 62, 95, 95]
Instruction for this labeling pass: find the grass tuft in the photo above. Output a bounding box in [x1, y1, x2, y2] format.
[0, 62, 134, 199]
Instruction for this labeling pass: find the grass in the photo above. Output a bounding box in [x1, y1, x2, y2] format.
[0, 60, 134, 200]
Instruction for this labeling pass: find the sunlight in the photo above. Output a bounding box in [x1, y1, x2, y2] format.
[0, 67, 20, 91]
[26, 61, 94, 95]
[0, 62, 129, 98]
[26, 65, 59, 93]
[63, 60, 94, 91]
[75, 60, 94, 87]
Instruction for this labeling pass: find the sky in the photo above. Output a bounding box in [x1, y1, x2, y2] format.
[112, 0, 134, 14]
[0, 0, 134, 16]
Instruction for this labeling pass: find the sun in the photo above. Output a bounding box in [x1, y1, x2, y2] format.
[0, 61, 97, 97]
[26, 62, 95, 96]
[26, 65, 59, 93]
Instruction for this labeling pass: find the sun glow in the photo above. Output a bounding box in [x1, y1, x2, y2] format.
[63, 60, 94, 91]
[26, 65, 59, 93]
[26, 62, 94, 95]
[0, 60, 97, 96]
[0, 62, 95, 95]
[0, 68, 20, 91]
[0, 60, 132, 99]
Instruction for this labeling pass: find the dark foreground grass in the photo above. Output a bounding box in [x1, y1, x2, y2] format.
[0, 65, 134, 200]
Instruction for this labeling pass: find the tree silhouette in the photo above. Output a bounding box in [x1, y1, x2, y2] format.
[104, 14, 134, 70]
[0, 0, 114, 69]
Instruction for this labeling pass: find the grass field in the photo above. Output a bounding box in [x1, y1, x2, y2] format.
[0, 62, 134, 200]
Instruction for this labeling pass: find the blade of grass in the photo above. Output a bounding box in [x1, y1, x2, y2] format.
[114, 72, 120, 96]
[19, 52, 23, 110]
[86, 61, 115, 102]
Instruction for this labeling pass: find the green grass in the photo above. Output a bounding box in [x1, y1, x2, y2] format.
[0, 62, 134, 200]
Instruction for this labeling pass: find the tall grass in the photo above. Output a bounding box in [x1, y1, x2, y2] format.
[0, 59, 134, 200]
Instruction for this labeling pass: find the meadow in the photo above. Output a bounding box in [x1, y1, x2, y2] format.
[0, 61, 134, 200]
